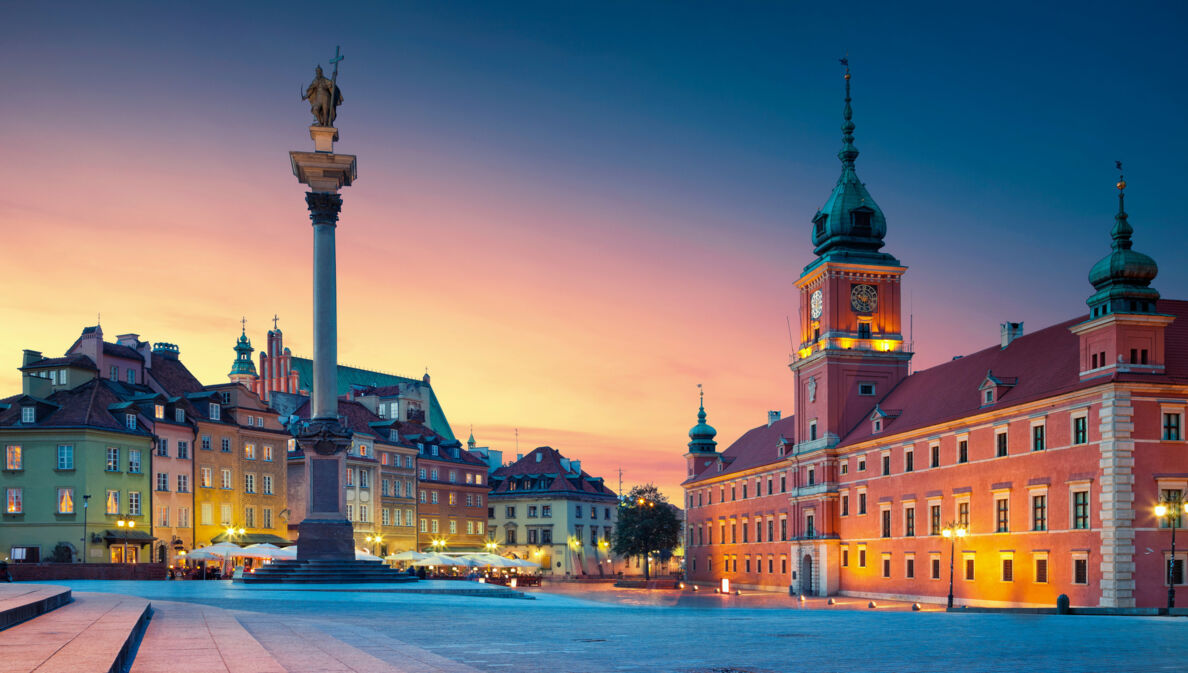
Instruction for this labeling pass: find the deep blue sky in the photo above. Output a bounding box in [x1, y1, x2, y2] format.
[5, 1, 1187, 492]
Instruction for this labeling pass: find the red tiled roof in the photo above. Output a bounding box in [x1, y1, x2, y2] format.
[685, 416, 795, 485]
[489, 447, 617, 497]
[836, 298, 1188, 447]
[22, 354, 97, 371]
[148, 353, 207, 396]
[0, 379, 149, 435]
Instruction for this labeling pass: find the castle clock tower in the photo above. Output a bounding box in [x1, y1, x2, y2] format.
[789, 64, 912, 450]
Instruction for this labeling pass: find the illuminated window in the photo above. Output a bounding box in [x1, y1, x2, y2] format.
[221, 468, 232, 489]
[5, 445, 21, 470]
[200, 467, 212, 488]
[6, 488, 22, 513]
[106, 447, 119, 472]
[263, 445, 273, 461]
[106, 489, 120, 514]
[244, 443, 256, 460]
[154, 404, 164, 419]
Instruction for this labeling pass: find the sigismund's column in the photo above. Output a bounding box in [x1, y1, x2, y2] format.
[290, 115, 357, 561]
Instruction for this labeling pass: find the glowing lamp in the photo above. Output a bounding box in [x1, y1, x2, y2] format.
[510, 577, 517, 588]
[956, 528, 967, 538]
[942, 529, 952, 538]
[1156, 504, 1168, 517]
[720, 578, 730, 593]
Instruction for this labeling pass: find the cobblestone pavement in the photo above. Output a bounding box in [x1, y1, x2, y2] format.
[53, 581, 1188, 672]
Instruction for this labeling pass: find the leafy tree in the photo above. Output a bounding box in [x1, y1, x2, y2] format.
[612, 484, 681, 580]
[50, 542, 74, 563]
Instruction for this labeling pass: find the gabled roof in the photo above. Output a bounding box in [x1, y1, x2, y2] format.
[148, 352, 207, 396]
[0, 379, 151, 436]
[836, 299, 1188, 447]
[489, 447, 617, 498]
[685, 416, 795, 485]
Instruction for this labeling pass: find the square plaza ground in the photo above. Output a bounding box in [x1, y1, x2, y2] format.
[20, 580, 1187, 672]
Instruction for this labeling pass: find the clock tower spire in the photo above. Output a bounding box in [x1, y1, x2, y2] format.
[789, 63, 912, 449]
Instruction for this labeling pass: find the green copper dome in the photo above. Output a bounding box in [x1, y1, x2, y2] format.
[687, 392, 717, 454]
[806, 67, 899, 272]
[1086, 176, 1160, 317]
[228, 328, 258, 377]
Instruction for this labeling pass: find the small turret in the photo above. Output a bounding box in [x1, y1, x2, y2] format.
[228, 319, 259, 387]
[684, 386, 719, 478]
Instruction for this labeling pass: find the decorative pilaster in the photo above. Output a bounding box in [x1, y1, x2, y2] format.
[1097, 388, 1137, 607]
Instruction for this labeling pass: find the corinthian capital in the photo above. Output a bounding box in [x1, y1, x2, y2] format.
[305, 192, 343, 226]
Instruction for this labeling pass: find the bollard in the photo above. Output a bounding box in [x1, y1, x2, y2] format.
[735, 589, 741, 596]
[1056, 594, 1070, 615]
[798, 594, 806, 602]
[827, 597, 836, 605]
[868, 600, 877, 608]
[911, 603, 922, 611]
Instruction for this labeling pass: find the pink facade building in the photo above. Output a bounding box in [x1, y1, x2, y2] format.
[683, 71, 1188, 607]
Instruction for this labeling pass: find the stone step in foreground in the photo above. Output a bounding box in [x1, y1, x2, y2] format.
[0, 592, 149, 673]
[0, 584, 73, 631]
[129, 600, 286, 673]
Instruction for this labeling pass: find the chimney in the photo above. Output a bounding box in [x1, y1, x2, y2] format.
[767, 410, 781, 427]
[517, 453, 524, 462]
[560, 457, 569, 471]
[22, 350, 43, 368]
[1000, 322, 1024, 349]
[571, 459, 581, 474]
[152, 342, 180, 359]
[116, 333, 140, 348]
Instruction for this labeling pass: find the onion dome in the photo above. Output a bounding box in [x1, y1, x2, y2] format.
[806, 61, 899, 272]
[1086, 166, 1160, 318]
[687, 388, 717, 454]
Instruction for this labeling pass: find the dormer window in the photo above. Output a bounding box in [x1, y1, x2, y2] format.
[125, 414, 137, 430]
[110, 365, 118, 380]
[21, 407, 34, 424]
[154, 404, 164, 419]
[174, 409, 184, 423]
[872, 418, 882, 433]
[984, 390, 994, 404]
[851, 208, 873, 236]
[127, 369, 135, 385]
[431, 446, 439, 457]
[209, 403, 220, 421]
[814, 214, 827, 239]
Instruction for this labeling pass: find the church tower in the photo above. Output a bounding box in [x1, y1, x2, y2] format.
[1071, 167, 1172, 377]
[684, 387, 718, 478]
[228, 321, 259, 389]
[789, 64, 912, 449]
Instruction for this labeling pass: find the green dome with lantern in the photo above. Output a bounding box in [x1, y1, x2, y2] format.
[1086, 170, 1160, 319]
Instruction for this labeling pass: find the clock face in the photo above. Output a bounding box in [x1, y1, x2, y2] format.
[851, 284, 878, 313]
[810, 290, 823, 319]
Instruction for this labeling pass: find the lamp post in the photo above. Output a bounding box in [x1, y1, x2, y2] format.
[116, 517, 137, 563]
[1155, 498, 1188, 609]
[366, 535, 383, 556]
[941, 522, 967, 609]
[81, 494, 91, 563]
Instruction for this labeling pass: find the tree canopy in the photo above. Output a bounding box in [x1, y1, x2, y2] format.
[612, 483, 681, 579]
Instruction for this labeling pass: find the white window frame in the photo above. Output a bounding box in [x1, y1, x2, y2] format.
[1070, 408, 1090, 445]
[21, 407, 34, 424]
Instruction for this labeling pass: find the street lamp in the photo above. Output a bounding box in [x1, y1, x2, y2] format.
[1155, 498, 1188, 609]
[81, 494, 91, 564]
[116, 517, 137, 563]
[941, 522, 967, 609]
[366, 535, 383, 556]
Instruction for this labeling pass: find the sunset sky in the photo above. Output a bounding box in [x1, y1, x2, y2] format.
[4, 2, 1187, 500]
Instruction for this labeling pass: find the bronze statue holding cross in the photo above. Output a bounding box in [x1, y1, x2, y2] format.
[302, 46, 345, 127]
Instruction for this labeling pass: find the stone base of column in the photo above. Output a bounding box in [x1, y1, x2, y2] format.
[296, 518, 355, 561]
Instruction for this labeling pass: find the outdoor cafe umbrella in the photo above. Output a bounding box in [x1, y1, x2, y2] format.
[411, 553, 465, 567]
[185, 549, 223, 561]
[189, 542, 242, 559]
[239, 544, 295, 560]
[356, 549, 383, 562]
[465, 553, 516, 568]
[387, 550, 431, 562]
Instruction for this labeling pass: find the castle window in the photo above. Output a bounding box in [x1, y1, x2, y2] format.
[809, 420, 818, 441]
[858, 382, 875, 396]
[984, 389, 994, 404]
[1164, 412, 1182, 441]
[814, 214, 826, 238]
[857, 322, 871, 339]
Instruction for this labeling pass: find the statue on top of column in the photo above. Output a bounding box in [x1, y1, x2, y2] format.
[302, 65, 344, 128]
